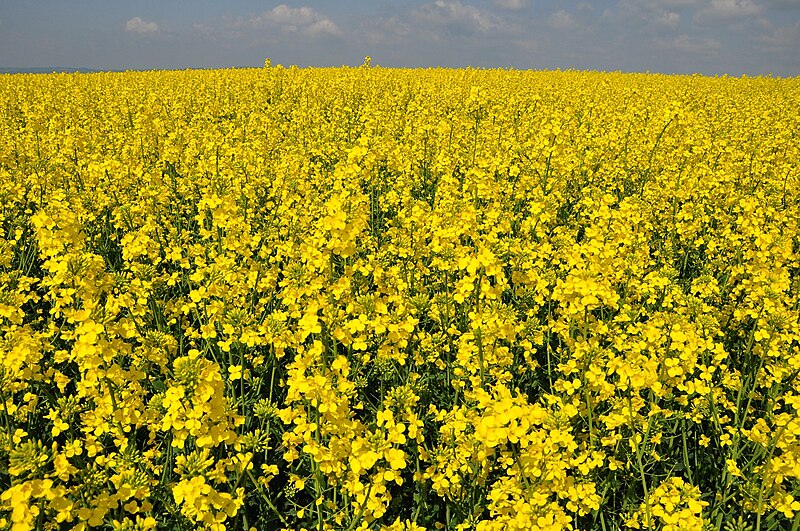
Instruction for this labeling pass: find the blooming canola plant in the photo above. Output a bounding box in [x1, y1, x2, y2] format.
[0, 66, 799, 530]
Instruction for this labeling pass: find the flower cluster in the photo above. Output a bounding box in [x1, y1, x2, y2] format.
[0, 67, 798, 529]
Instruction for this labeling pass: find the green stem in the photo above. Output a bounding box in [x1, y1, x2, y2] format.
[628, 393, 652, 529]
[245, 469, 288, 526]
[681, 420, 693, 485]
[0, 388, 13, 438]
[345, 481, 373, 531]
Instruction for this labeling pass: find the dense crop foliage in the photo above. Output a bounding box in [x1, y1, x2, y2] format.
[1, 66, 799, 531]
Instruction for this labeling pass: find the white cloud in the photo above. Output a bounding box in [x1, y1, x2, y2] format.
[701, 0, 763, 18]
[492, 0, 529, 9]
[249, 5, 341, 37]
[125, 17, 159, 34]
[414, 0, 509, 33]
[549, 9, 577, 29]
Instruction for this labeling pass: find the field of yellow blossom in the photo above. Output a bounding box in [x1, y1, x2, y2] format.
[1, 65, 799, 531]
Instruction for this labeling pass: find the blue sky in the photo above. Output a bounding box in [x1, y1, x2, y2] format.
[0, 0, 798, 75]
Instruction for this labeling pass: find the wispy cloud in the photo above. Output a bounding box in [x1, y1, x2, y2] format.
[656, 0, 701, 7]
[698, 0, 763, 19]
[654, 33, 722, 54]
[654, 10, 681, 27]
[125, 16, 159, 35]
[413, 0, 511, 35]
[491, 0, 529, 10]
[757, 20, 800, 51]
[194, 4, 342, 43]
[600, 1, 684, 37]
[248, 5, 341, 37]
[549, 9, 577, 29]
[359, 16, 413, 46]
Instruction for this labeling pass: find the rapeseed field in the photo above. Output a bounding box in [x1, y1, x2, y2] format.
[0, 65, 799, 530]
